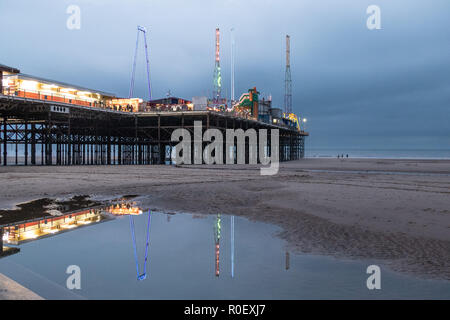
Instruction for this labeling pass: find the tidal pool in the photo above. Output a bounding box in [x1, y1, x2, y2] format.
[0, 208, 449, 299]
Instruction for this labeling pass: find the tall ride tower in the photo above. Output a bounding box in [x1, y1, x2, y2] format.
[284, 35, 292, 114]
[129, 25, 152, 100]
[231, 28, 235, 104]
[213, 28, 222, 102]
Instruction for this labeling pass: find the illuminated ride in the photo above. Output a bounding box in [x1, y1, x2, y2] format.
[283, 112, 301, 131]
[232, 87, 259, 119]
[213, 28, 222, 102]
[129, 209, 152, 281]
[129, 25, 152, 101]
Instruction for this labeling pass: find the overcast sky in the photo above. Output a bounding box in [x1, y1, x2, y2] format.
[1, 0, 449, 149]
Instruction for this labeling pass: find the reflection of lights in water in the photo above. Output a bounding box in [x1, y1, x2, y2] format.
[214, 214, 221, 277]
[215, 243, 220, 277]
[77, 220, 92, 225]
[215, 214, 221, 240]
[108, 203, 142, 216]
[23, 230, 39, 239]
[4, 211, 104, 244]
[61, 224, 77, 229]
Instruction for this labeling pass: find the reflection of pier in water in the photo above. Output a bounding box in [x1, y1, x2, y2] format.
[1, 208, 107, 245]
[2, 203, 292, 279]
[106, 202, 143, 216]
[109, 203, 152, 281]
[231, 215, 235, 278]
[128, 210, 151, 281]
[0, 228, 20, 257]
[212, 215, 288, 278]
[0, 200, 143, 259]
[286, 251, 290, 270]
[214, 214, 221, 277]
[213, 215, 236, 278]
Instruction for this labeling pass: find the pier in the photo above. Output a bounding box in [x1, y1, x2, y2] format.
[0, 94, 308, 166]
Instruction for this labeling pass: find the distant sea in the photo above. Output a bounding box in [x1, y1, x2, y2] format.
[4, 148, 450, 165]
[306, 148, 450, 160]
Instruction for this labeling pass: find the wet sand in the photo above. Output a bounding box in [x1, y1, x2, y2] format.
[0, 158, 449, 280]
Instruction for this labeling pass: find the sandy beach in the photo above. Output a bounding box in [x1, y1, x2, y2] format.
[0, 158, 449, 280]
